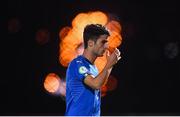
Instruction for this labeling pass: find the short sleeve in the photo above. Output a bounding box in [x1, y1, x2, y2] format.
[73, 61, 90, 81]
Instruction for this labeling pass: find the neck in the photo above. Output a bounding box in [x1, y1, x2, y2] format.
[82, 49, 97, 64]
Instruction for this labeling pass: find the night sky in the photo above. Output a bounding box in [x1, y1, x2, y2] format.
[3, 0, 180, 115]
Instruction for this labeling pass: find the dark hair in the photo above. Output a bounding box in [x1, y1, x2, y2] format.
[83, 24, 110, 49]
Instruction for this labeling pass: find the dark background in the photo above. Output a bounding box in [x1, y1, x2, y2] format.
[3, 0, 180, 115]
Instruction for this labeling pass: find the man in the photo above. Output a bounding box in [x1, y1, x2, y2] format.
[65, 24, 121, 116]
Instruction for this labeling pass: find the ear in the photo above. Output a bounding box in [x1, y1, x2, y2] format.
[88, 40, 94, 47]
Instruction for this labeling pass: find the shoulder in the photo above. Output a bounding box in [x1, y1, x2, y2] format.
[68, 56, 84, 67]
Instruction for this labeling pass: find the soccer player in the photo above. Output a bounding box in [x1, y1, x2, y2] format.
[65, 24, 121, 116]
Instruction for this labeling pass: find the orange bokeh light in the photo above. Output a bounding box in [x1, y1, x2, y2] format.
[59, 11, 108, 67]
[101, 85, 108, 97]
[44, 73, 60, 93]
[59, 11, 122, 73]
[106, 75, 118, 91]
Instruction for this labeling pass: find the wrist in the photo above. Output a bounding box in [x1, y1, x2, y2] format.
[104, 64, 112, 71]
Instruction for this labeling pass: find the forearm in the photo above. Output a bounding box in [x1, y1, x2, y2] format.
[93, 66, 112, 89]
[84, 48, 121, 90]
[103, 67, 113, 86]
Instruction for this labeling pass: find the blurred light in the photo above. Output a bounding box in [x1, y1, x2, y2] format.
[44, 73, 66, 98]
[59, 26, 71, 40]
[57, 79, 66, 97]
[106, 75, 118, 91]
[35, 28, 50, 45]
[8, 18, 21, 33]
[105, 20, 122, 53]
[100, 75, 118, 97]
[59, 11, 122, 73]
[59, 11, 108, 67]
[164, 42, 179, 59]
[44, 73, 60, 94]
[101, 85, 107, 97]
[76, 43, 84, 55]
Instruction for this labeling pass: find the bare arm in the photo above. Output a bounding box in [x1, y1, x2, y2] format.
[84, 48, 121, 89]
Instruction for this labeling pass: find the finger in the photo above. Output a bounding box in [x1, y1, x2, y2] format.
[118, 56, 121, 60]
[115, 56, 121, 63]
[115, 52, 120, 58]
[106, 50, 110, 57]
[115, 48, 121, 56]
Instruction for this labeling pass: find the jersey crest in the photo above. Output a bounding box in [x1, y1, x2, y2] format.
[79, 66, 88, 74]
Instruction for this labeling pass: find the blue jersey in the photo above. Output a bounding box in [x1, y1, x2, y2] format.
[65, 55, 100, 116]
